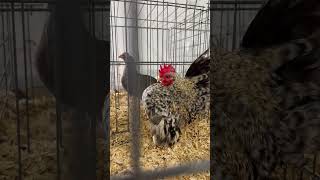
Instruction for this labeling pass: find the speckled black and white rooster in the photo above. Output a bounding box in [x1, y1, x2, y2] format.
[208, 0, 320, 179]
[141, 50, 210, 146]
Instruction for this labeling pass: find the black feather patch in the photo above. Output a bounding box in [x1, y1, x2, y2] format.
[241, 0, 320, 49]
[185, 49, 210, 78]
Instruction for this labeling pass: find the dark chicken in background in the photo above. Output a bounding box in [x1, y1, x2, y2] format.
[185, 49, 210, 92]
[35, 2, 109, 180]
[118, 52, 157, 99]
[207, 0, 320, 179]
[36, 12, 109, 118]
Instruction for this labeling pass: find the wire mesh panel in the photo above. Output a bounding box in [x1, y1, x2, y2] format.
[110, 0, 210, 179]
[0, 3, 53, 180]
[110, 0, 210, 133]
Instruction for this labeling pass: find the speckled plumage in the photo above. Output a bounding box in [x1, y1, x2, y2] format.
[141, 66, 210, 146]
[211, 0, 320, 179]
[212, 48, 320, 180]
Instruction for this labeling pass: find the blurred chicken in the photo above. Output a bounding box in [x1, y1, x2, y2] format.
[207, 0, 320, 179]
[35, 3, 109, 180]
[35, 7, 109, 118]
[118, 52, 157, 99]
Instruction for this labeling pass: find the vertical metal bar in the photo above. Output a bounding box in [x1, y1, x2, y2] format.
[88, 0, 97, 179]
[183, 0, 187, 73]
[1, 11, 8, 96]
[46, 4, 62, 180]
[226, 7, 230, 49]
[209, 0, 214, 178]
[239, 4, 243, 43]
[124, 0, 130, 133]
[204, 7, 209, 51]
[6, 9, 10, 91]
[115, 2, 121, 132]
[139, 11, 143, 75]
[166, 2, 168, 63]
[197, 9, 203, 58]
[104, 2, 111, 176]
[313, 154, 317, 174]
[196, 10, 202, 57]
[174, 0, 177, 63]
[191, 0, 198, 61]
[110, 1, 114, 130]
[20, 0, 31, 153]
[219, 4, 223, 47]
[232, 0, 238, 50]
[8, 9, 14, 91]
[146, 0, 149, 79]
[155, 1, 158, 75]
[156, 0, 158, 63]
[242, 8, 246, 37]
[162, 0, 164, 64]
[167, 29, 171, 64]
[26, 6, 34, 100]
[125, 0, 141, 176]
[104, 1, 111, 176]
[11, 2, 22, 180]
[111, 1, 119, 133]
[150, 2, 152, 77]
[169, 6, 171, 62]
[101, 3, 104, 40]
[55, 104, 61, 180]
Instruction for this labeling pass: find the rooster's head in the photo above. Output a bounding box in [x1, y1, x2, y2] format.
[159, 64, 176, 86]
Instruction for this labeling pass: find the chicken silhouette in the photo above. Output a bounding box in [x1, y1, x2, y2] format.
[118, 52, 157, 99]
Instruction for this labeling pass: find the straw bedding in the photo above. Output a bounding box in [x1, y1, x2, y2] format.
[0, 89, 209, 180]
[0, 91, 57, 180]
[1, 89, 320, 180]
[110, 91, 210, 179]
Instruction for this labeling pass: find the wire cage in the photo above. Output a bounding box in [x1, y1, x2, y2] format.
[109, 0, 211, 179]
[0, 3, 53, 180]
[110, 0, 210, 133]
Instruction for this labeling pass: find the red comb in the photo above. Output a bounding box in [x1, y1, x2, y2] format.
[159, 64, 175, 78]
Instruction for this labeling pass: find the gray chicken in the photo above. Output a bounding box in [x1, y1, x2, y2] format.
[208, 0, 320, 179]
[118, 52, 157, 99]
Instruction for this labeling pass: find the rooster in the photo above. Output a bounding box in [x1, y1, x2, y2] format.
[207, 0, 320, 179]
[141, 52, 210, 146]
